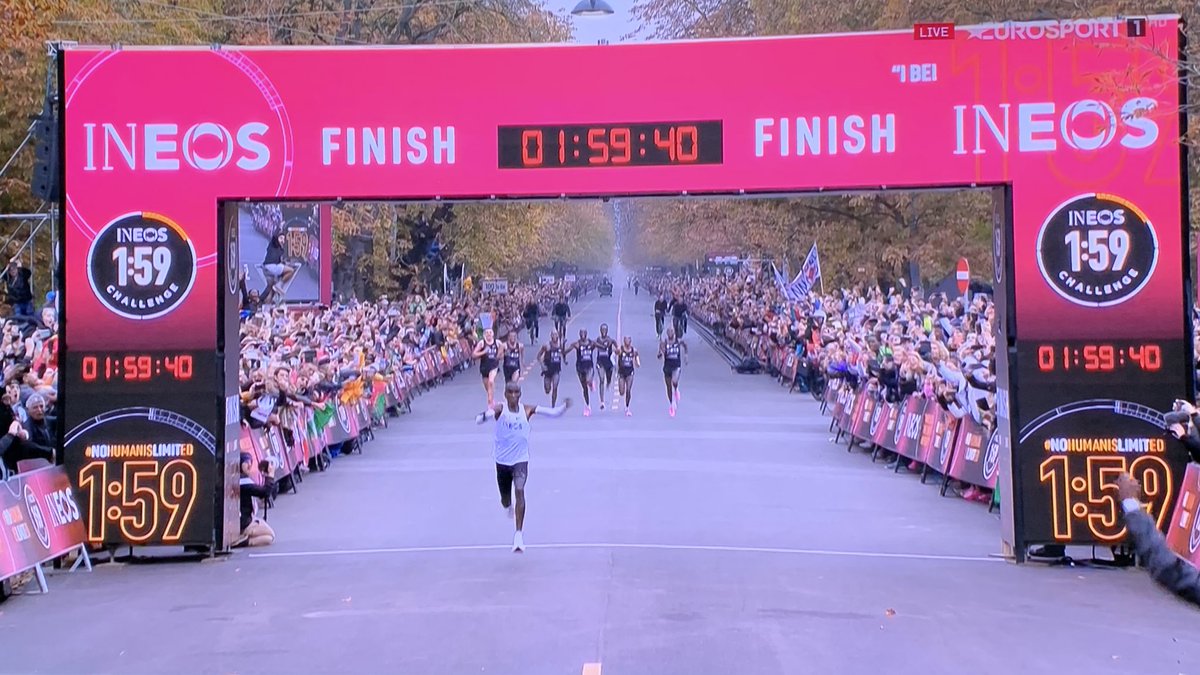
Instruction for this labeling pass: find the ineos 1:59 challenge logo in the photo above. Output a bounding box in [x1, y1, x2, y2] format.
[87, 212, 197, 320]
[1036, 194, 1158, 308]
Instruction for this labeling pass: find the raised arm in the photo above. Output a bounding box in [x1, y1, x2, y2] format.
[474, 404, 504, 424]
[527, 398, 572, 419]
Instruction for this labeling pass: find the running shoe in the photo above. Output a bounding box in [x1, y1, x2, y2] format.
[600, 402, 606, 411]
[584, 406, 591, 417]
[669, 404, 676, 417]
[626, 408, 632, 417]
[513, 530, 525, 553]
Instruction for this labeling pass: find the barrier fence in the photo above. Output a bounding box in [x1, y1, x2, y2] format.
[694, 308, 1200, 569]
[240, 339, 472, 485]
[823, 383, 999, 495]
[1166, 462, 1200, 566]
[0, 465, 91, 592]
[1, 338, 473, 593]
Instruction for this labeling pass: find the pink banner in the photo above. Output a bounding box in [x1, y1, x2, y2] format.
[1165, 463, 1200, 567]
[61, 20, 1184, 349]
[1, 467, 88, 582]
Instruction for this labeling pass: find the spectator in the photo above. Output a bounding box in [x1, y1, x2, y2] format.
[4, 260, 33, 318]
[1116, 473, 1200, 607]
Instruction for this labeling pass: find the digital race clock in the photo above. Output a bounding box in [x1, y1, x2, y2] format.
[498, 121, 723, 169]
[72, 351, 214, 387]
[1022, 341, 1182, 376]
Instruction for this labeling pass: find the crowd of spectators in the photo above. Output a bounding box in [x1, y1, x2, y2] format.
[232, 270, 584, 543]
[642, 269, 998, 503]
[0, 259, 58, 478]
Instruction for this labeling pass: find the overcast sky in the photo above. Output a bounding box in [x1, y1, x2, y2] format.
[546, 0, 639, 43]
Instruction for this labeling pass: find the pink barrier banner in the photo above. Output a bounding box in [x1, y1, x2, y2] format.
[1165, 463, 1200, 567]
[1, 466, 88, 583]
[892, 397, 926, 460]
[870, 401, 900, 452]
[947, 416, 999, 489]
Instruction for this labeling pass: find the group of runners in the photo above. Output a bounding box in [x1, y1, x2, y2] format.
[473, 310, 690, 418]
[474, 287, 691, 552]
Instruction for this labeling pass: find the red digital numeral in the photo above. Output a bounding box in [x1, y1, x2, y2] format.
[82, 356, 98, 381]
[1097, 345, 1115, 371]
[676, 125, 698, 161]
[558, 130, 565, 165]
[164, 355, 194, 381]
[610, 128, 631, 164]
[521, 130, 543, 166]
[654, 127, 676, 161]
[587, 128, 609, 164]
[1037, 345, 1053, 371]
[1129, 344, 1162, 371]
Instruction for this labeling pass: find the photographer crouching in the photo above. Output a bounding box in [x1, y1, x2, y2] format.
[237, 452, 278, 548]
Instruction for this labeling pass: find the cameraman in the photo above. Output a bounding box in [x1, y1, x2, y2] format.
[238, 452, 277, 547]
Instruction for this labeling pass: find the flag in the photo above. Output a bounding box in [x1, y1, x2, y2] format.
[789, 243, 822, 299]
[771, 262, 791, 299]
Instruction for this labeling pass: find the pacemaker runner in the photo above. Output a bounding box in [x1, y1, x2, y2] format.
[594, 323, 617, 412]
[476, 381, 571, 552]
[657, 326, 688, 417]
[501, 330, 523, 383]
[567, 328, 597, 416]
[617, 335, 640, 416]
[536, 331, 566, 407]
[473, 328, 501, 408]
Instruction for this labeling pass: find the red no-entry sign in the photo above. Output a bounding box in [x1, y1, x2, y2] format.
[956, 258, 970, 294]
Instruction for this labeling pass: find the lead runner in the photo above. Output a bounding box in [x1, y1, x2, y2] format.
[475, 381, 571, 552]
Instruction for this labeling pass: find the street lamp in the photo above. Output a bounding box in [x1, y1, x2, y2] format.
[571, 0, 614, 16]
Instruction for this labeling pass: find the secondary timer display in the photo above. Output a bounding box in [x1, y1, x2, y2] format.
[498, 121, 723, 169]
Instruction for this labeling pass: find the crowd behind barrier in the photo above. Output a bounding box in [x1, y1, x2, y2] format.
[640, 268, 1001, 502]
[232, 275, 596, 546]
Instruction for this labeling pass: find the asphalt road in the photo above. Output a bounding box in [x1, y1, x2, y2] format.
[3, 288, 1198, 675]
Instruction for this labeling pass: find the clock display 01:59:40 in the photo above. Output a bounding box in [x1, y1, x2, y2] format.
[81, 354, 194, 382]
[1033, 342, 1163, 372]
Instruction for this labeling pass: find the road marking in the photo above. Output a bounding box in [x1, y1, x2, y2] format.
[582, 663, 602, 675]
[249, 542, 1004, 564]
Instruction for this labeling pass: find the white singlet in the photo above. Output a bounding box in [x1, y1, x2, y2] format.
[493, 405, 531, 466]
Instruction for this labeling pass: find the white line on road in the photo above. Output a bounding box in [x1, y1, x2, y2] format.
[249, 542, 1004, 564]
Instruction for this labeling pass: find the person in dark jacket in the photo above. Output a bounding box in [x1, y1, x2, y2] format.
[0, 403, 52, 475]
[4, 260, 33, 317]
[1117, 473, 1200, 607]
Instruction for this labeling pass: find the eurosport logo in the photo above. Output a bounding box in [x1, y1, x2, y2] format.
[982, 430, 1001, 482]
[965, 19, 1124, 41]
[953, 98, 1159, 155]
[82, 121, 271, 172]
[24, 484, 51, 549]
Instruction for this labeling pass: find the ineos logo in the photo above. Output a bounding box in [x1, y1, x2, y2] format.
[982, 430, 1001, 482]
[869, 402, 884, 436]
[82, 122, 271, 172]
[226, 214, 240, 296]
[938, 427, 954, 468]
[953, 98, 1158, 155]
[24, 484, 51, 549]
